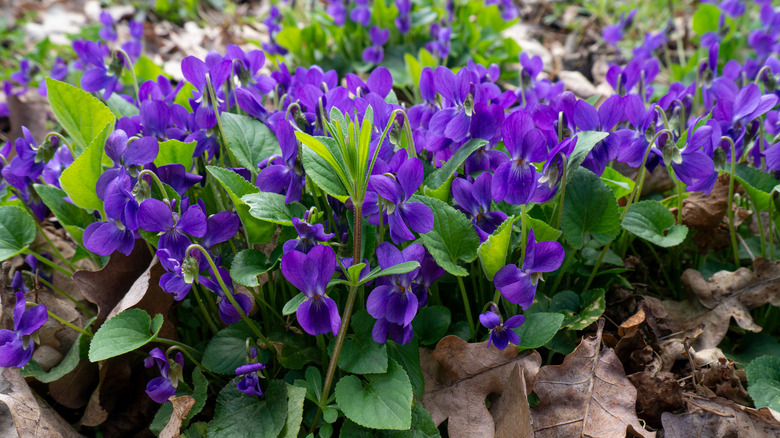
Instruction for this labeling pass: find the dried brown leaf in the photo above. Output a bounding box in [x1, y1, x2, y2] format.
[0, 368, 83, 438]
[531, 320, 656, 438]
[627, 372, 683, 429]
[159, 396, 196, 438]
[662, 393, 780, 438]
[618, 308, 646, 338]
[489, 364, 533, 438]
[644, 258, 780, 353]
[421, 335, 541, 438]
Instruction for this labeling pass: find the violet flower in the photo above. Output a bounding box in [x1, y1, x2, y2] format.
[283, 215, 335, 254]
[429, 66, 472, 142]
[452, 173, 508, 242]
[350, 0, 372, 26]
[327, 0, 348, 26]
[200, 266, 252, 324]
[491, 111, 546, 205]
[367, 242, 424, 344]
[98, 11, 117, 42]
[281, 245, 341, 336]
[362, 27, 389, 64]
[602, 10, 637, 45]
[83, 219, 136, 256]
[0, 292, 47, 368]
[157, 249, 194, 300]
[256, 120, 304, 203]
[494, 228, 565, 308]
[139, 199, 207, 260]
[395, 0, 411, 34]
[368, 157, 433, 244]
[236, 353, 266, 397]
[181, 55, 232, 130]
[144, 348, 183, 403]
[479, 307, 524, 350]
[73, 40, 121, 99]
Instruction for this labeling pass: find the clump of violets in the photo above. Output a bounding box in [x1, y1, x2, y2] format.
[0, 293, 47, 368]
[479, 304, 525, 350]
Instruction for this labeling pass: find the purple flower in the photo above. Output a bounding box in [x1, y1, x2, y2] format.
[200, 265, 252, 324]
[602, 10, 636, 45]
[83, 220, 136, 256]
[350, 0, 372, 26]
[491, 111, 546, 205]
[139, 199, 207, 260]
[395, 0, 411, 33]
[368, 157, 433, 244]
[479, 307, 524, 350]
[281, 245, 341, 336]
[153, 164, 203, 196]
[202, 211, 240, 250]
[283, 216, 335, 254]
[327, 0, 348, 26]
[236, 358, 266, 397]
[104, 129, 159, 168]
[256, 120, 304, 203]
[367, 242, 424, 344]
[494, 228, 565, 308]
[73, 40, 121, 99]
[98, 11, 117, 42]
[362, 26, 389, 64]
[181, 55, 232, 130]
[452, 173, 508, 242]
[429, 67, 472, 142]
[0, 292, 47, 368]
[157, 249, 194, 300]
[144, 348, 183, 403]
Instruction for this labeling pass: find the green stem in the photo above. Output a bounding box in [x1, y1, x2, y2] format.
[549, 251, 574, 295]
[583, 243, 609, 292]
[156, 338, 201, 356]
[138, 169, 170, 202]
[44, 132, 74, 158]
[751, 195, 767, 258]
[723, 136, 740, 266]
[113, 48, 140, 102]
[35, 276, 93, 317]
[26, 250, 72, 277]
[552, 156, 569, 230]
[186, 244, 270, 347]
[457, 276, 475, 337]
[33, 219, 77, 271]
[312, 204, 363, 431]
[191, 284, 219, 334]
[45, 308, 92, 337]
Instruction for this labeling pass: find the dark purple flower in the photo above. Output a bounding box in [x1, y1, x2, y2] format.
[256, 120, 304, 203]
[491, 111, 546, 205]
[350, 0, 372, 26]
[395, 0, 411, 33]
[346, 67, 393, 99]
[479, 307, 524, 350]
[144, 348, 184, 403]
[83, 220, 136, 256]
[4, 127, 45, 180]
[369, 157, 433, 244]
[10, 59, 37, 88]
[139, 199, 207, 260]
[429, 67, 472, 142]
[494, 228, 564, 308]
[367, 242, 424, 344]
[281, 245, 341, 336]
[181, 55, 232, 130]
[362, 27, 389, 64]
[327, 0, 348, 26]
[153, 164, 203, 196]
[200, 265, 252, 324]
[0, 292, 47, 368]
[452, 173, 508, 242]
[98, 11, 117, 42]
[121, 20, 144, 61]
[283, 215, 335, 254]
[202, 211, 240, 250]
[602, 10, 636, 45]
[73, 40, 121, 99]
[236, 360, 266, 397]
[104, 129, 159, 168]
[765, 141, 780, 171]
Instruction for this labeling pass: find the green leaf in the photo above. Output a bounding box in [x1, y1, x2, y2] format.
[561, 167, 620, 249]
[338, 311, 388, 374]
[202, 321, 255, 374]
[207, 166, 275, 244]
[564, 288, 606, 330]
[280, 384, 307, 438]
[276, 27, 302, 51]
[302, 146, 350, 202]
[622, 200, 688, 247]
[601, 167, 635, 200]
[189, 367, 208, 421]
[230, 249, 273, 287]
[222, 113, 281, 174]
[421, 174, 453, 203]
[377, 402, 441, 438]
[361, 261, 421, 284]
[60, 123, 111, 214]
[282, 293, 306, 316]
[565, 131, 609, 182]
[405, 53, 422, 89]
[733, 164, 778, 211]
[134, 55, 165, 82]
[513, 312, 564, 351]
[335, 359, 413, 430]
[412, 195, 480, 276]
[692, 4, 721, 35]
[154, 139, 197, 170]
[747, 356, 780, 411]
[33, 184, 94, 244]
[242, 192, 307, 226]
[46, 78, 115, 155]
[526, 217, 561, 243]
[387, 339, 424, 399]
[208, 379, 287, 438]
[423, 138, 487, 190]
[88, 309, 163, 361]
[411, 306, 451, 346]
[477, 216, 514, 281]
[0, 206, 36, 262]
[105, 93, 139, 118]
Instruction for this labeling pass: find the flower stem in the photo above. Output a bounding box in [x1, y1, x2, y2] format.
[138, 169, 170, 202]
[313, 204, 362, 431]
[191, 284, 219, 334]
[723, 136, 740, 266]
[35, 276, 93, 317]
[26, 250, 72, 277]
[457, 276, 475, 337]
[45, 309, 92, 337]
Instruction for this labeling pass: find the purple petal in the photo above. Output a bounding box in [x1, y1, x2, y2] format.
[139, 199, 173, 232]
[177, 206, 207, 237]
[400, 202, 433, 235]
[503, 314, 526, 329]
[182, 56, 207, 90]
[369, 175, 403, 205]
[367, 285, 393, 319]
[494, 264, 536, 309]
[479, 311, 501, 330]
[367, 67, 392, 97]
[124, 136, 159, 167]
[384, 290, 418, 326]
[396, 157, 424, 200]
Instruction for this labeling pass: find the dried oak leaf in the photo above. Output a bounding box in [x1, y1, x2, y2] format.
[420, 335, 541, 438]
[627, 371, 683, 429]
[0, 367, 83, 438]
[662, 393, 780, 438]
[72, 243, 153, 322]
[531, 320, 656, 438]
[644, 258, 780, 352]
[159, 395, 196, 438]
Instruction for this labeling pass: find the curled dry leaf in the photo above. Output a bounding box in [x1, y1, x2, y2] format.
[0, 368, 83, 438]
[662, 393, 780, 438]
[159, 396, 196, 438]
[643, 258, 780, 354]
[420, 335, 541, 438]
[682, 174, 749, 253]
[531, 320, 656, 438]
[626, 372, 683, 429]
[618, 308, 645, 338]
